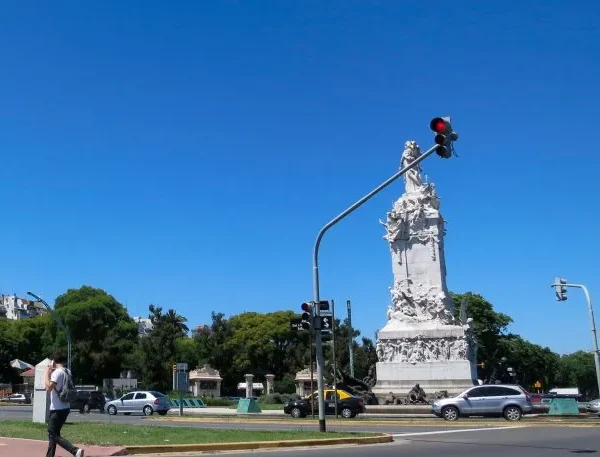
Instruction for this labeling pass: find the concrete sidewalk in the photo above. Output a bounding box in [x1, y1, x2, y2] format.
[0, 437, 127, 456]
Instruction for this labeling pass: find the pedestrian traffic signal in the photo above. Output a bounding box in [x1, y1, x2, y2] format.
[301, 302, 314, 330]
[318, 300, 330, 311]
[554, 277, 568, 301]
[430, 116, 458, 158]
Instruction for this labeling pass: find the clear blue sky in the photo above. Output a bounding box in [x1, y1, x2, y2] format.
[1, 1, 598, 355]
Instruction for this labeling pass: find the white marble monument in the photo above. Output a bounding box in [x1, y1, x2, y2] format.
[373, 141, 477, 396]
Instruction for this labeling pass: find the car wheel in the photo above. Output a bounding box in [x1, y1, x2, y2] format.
[158, 411, 167, 416]
[82, 403, 90, 414]
[341, 408, 353, 419]
[503, 406, 522, 421]
[107, 405, 117, 416]
[290, 407, 302, 419]
[442, 406, 460, 421]
[143, 405, 154, 416]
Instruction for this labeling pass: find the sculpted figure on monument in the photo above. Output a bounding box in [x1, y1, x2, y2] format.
[401, 141, 423, 193]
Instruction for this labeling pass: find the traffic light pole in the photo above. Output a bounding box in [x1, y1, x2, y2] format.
[312, 143, 438, 432]
[556, 283, 600, 395]
[347, 299, 354, 377]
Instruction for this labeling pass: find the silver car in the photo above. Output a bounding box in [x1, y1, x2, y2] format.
[586, 398, 600, 414]
[432, 384, 533, 421]
[105, 391, 170, 416]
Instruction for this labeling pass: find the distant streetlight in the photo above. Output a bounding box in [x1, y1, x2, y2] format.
[550, 279, 600, 395]
[27, 292, 71, 372]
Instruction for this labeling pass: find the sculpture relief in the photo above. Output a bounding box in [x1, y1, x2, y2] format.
[376, 336, 471, 363]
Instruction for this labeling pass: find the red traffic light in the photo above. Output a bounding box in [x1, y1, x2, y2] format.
[301, 302, 313, 312]
[430, 117, 451, 134]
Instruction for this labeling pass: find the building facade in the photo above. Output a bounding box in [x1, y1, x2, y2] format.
[0, 295, 47, 320]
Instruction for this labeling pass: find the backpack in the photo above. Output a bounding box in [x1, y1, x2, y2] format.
[58, 368, 78, 403]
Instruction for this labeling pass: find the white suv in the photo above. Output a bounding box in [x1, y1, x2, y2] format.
[432, 384, 533, 421]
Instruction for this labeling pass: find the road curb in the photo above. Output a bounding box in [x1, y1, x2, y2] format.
[124, 434, 393, 455]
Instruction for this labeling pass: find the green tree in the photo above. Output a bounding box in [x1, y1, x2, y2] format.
[194, 311, 311, 395]
[555, 351, 598, 399]
[498, 334, 559, 389]
[194, 312, 236, 392]
[47, 286, 138, 385]
[0, 319, 21, 383]
[451, 292, 512, 381]
[226, 311, 309, 382]
[140, 305, 189, 391]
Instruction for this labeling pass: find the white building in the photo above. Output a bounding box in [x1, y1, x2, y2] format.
[132, 317, 153, 336]
[0, 295, 47, 320]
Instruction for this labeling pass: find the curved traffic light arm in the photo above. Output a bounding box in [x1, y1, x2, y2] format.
[311, 142, 438, 432]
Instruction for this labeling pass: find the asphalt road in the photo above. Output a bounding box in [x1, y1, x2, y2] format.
[137, 426, 599, 457]
[2, 407, 599, 457]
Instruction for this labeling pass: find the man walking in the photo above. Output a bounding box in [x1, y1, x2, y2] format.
[45, 352, 84, 457]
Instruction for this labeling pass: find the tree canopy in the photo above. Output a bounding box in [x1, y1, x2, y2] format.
[0, 285, 596, 399]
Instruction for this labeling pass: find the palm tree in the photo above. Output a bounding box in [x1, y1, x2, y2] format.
[164, 309, 189, 336]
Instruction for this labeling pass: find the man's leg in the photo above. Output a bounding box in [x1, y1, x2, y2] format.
[45, 410, 60, 457]
[54, 409, 79, 455]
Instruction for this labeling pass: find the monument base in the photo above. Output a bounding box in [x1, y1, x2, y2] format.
[373, 360, 476, 397]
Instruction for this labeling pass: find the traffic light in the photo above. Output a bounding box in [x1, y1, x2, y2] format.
[301, 302, 314, 329]
[430, 116, 459, 158]
[172, 364, 177, 372]
[555, 278, 568, 301]
[318, 300, 330, 311]
[321, 329, 333, 342]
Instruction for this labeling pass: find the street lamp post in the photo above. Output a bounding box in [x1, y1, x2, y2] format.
[312, 143, 440, 432]
[27, 292, 71, 372]
[550, 280, 600, 396]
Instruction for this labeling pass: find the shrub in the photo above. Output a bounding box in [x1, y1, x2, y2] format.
[274, 378, 296, 394]
[259, 393, 295, 404]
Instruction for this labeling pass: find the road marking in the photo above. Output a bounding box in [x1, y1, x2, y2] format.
[392, 426, 526, 437]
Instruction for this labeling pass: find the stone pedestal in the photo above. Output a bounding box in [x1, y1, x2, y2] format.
[33, 358, 51, 424]
[244, 374, 253, 398]
[374, 141, 477, 396]
[265, 374, 275, 394]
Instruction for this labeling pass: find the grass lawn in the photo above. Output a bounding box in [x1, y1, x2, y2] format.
[0, 420, 371, 446]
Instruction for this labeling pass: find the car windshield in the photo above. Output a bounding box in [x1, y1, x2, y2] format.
[150, 391, 165, 398]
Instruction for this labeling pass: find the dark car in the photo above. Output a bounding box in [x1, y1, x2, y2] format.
[88, 391, 107, 412]
[70, 391, 91, 413]
[284, 389, 366, 419]
[70, 391, 107, 413]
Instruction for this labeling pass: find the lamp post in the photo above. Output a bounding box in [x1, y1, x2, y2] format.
[27, 292, 71, 372]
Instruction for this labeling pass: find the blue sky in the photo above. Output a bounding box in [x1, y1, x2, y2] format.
[1, 1, 598, 355]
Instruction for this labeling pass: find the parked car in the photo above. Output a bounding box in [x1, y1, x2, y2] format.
[89, 391, 107, 411]
[284, 389, 366, 419]
[70, 391, 107, 413]
[431, 384, 533, 421]
[70, 391, 91, 413]
[586, 398, 600, 414]
[0, 393, 28, 404]
[105, 391, 170, 416]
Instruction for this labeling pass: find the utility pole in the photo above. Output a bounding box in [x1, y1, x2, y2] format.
[312, 120, 459, 432]
[331, 299, 338, 418]
[551, 279, 600, 396]
[347, 299, 354, 377]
